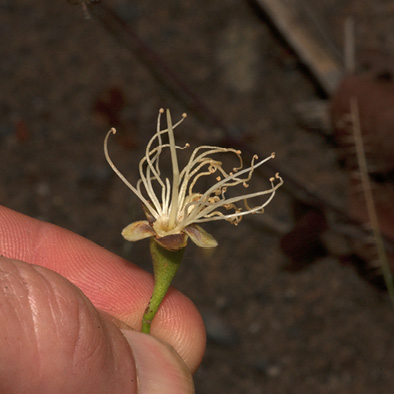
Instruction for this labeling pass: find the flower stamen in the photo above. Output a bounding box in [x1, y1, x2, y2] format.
[167, 109, 182, 229]
[105, 109, 283, 241]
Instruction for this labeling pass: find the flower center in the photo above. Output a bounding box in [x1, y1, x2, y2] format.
[152, 215, 178, 237]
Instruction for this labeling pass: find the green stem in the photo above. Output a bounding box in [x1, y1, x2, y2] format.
[142, 238, 185, 334]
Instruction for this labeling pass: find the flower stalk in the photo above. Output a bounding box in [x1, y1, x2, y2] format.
[142, 238, 185, 333]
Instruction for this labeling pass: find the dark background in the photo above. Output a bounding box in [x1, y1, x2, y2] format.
[1, 1, 394, 393]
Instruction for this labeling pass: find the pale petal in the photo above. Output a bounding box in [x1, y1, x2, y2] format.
[184, 224, 218, 248]
[121, 220, 155, 242]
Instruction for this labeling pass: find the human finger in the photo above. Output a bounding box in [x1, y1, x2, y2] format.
[0, 257, 194, 394]
[0, 206, 205, 372]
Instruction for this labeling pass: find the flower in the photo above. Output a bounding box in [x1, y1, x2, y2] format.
[104, 108, 283, 251]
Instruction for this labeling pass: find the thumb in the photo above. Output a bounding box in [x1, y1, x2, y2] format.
[120, 329, 194, 394]
[0, 257, 194, 394]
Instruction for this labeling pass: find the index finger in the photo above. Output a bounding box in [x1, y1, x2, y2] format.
[0, 205, 205, 372]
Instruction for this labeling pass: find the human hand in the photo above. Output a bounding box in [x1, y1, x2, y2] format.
[0, 206, 205, 393]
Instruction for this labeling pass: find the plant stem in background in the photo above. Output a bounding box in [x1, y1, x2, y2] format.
[350, 99, 394, 306]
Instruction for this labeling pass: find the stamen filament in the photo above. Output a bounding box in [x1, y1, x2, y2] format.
[104, 128, 158, 219]
[105, 109, 282, 241]
[167, 109, 181, 229]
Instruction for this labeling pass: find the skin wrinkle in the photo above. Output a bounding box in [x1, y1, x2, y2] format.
[97, 318, 117, 379]
[71, 291, 118, 381]
[0, 258, 135, 393]
[69, 293, 107, 374]
[45, 276, 105, 377]
[18, 261, 96, 384]
[14, 264, 42, 376]
[1, 269, 24, 355]
[71, 293, 83, 369]
[0, 261, 41, 389]
[56, 273, 131, 390]
[19, 264, 83, 382]
[74, 310, 136, 392]
[72, 299, 100, 378]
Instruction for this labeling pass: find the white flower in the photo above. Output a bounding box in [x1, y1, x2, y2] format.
[104, 108, 283, 250]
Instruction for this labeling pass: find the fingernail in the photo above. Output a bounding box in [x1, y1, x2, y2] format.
[121, 329, 195, 394]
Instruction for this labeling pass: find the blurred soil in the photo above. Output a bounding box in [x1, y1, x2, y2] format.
[2, 1, 394, 393]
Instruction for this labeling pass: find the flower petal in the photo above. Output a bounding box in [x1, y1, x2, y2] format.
[121, 220, 155, 242]
[184, 224, 218, 248]
[155, 232, 188, 251]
